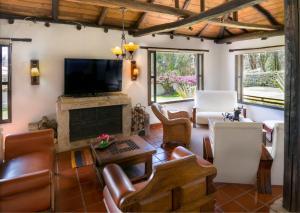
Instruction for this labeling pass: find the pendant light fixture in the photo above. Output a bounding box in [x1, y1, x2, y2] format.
[111, 8, 139, 60]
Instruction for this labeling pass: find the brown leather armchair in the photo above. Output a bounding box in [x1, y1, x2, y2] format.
[151, 103, 191, 148]
[103, 146, 217, 212]
[0, 129, 55, 212]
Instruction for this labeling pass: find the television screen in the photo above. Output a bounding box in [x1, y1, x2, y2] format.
[64, 59, 122, 96]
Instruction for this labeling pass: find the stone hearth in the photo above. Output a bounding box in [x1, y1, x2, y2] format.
[56, 93, 131, 152]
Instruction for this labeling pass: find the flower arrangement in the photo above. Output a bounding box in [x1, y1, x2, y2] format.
[96, 133, 111, 148]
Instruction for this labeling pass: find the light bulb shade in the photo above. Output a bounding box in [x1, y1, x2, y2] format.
[112, 46, 123, 56]
[31, 67, 40, 77]
[123, 42, 139, 53]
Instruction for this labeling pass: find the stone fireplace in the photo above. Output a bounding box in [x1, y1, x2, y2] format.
[56, 93, 131, 152]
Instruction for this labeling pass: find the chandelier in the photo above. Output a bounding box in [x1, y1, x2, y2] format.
[112, 8, 139, 60]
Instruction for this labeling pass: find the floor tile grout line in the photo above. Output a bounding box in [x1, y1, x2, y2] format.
[75, 168, 88, 213]
[218, 188, 255, 209]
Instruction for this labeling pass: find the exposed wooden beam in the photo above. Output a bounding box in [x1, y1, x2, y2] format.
[224, 28, 234, 36]
[65, 0, 193, 17]
[253, 4, 280, 26]
[175, 0, 179, 8]
[171, 0, 192, 36]
[283, 0, 300, 211]
[182, 0, 192, 10]
[97, 7, 108, 25]
[197, 23, 209, 37]
[134, 0, 155, 29]
[52, 0, 59, 20]
[0, 13, 132, 32]
[215, 29, 284, 44]
[207, 19, 282, 31]
[218, 0, 229, 39]
[233, 11, 238, 21]
[200, 0, 205, 12]
[132, 0, 267, 37]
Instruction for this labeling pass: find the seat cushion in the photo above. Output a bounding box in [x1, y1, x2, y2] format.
[0, 151, 53, 179]
[196, 112, 224, 124]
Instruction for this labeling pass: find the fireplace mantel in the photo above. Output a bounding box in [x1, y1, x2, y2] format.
[56, 93, 132, 152]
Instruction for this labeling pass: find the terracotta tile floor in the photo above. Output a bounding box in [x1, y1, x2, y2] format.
[55, 125, 282, 212]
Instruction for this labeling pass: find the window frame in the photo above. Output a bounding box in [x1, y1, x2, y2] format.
[148, 50, 204, 105]
[0, 44, 12, 123]
[235, 49, 285, 110]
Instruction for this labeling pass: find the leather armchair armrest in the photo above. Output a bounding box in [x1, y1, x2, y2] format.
[0, 169, 51, 197]
[167, 111, 189, 119]
[103, 164, 135, 206]
[5, 129, 54, 160]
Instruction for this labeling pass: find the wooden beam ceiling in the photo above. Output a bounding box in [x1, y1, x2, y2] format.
[97, 7, 108, 25]
[64, 0, 192, 17]
[65, 0, 281, 33]
[253, 4, 280, 26]
[215, 29, 284, 44]
[206, 19, 282, 31]
[52, 0, 59, 21]
[132, 0, 267, 37]
[134, 0, 155, 29]
[175, 0, 179, 9]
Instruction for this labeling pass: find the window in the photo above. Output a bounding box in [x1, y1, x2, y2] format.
[236, 49, 285, 109]
[148, 51, 204, 104]
[0, 44, 12, 123]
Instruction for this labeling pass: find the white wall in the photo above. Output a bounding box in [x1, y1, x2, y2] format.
[218, 36, 285, 122]
[0, 20, 222, 136]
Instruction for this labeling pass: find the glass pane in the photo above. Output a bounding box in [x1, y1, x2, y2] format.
[2, 84, 8, 120]
[242, 50, 285, 107]
[2, 46, 8, 83]
[151, 78, 155, 102]
[150, 52, 155, 76]
[156, 51, 197, 103]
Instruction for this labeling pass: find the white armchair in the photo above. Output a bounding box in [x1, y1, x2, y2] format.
[193, 90, 244, 126]
[204, 121, 263, 184]
[266, 122, 284, 185]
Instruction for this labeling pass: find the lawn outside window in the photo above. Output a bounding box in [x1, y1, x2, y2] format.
[148, 50, 204, 105]
[236, 49, 285, 109]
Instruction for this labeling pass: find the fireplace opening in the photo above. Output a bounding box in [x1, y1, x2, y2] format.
[69, 105, 122, 142]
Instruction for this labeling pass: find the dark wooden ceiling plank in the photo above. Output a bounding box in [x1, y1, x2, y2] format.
[175, 0, 179, 8]
[97, 7, 108, 25]
[253, 4, 281, 25]
[132, 0, 268, 37]
[200, 0, 205, 12]
[52, 0, 59, 20]
[215, 29, 284, 44]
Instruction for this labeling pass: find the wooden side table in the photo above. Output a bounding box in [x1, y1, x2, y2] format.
[90, 135, 156, 187]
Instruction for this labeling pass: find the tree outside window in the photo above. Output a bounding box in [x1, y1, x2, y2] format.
[236, 50, 285, 108]
[149, 51, 203, 104]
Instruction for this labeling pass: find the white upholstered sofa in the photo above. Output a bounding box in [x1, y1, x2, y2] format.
[204, 121, 263, 184]
[266, 122, 284, 185]
[193, 90, 241, 125]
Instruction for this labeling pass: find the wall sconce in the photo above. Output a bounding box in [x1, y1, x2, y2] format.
[30, 60, 40, 85]
[131, 60, 139, 81]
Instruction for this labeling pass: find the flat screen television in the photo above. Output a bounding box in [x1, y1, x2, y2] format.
[64, 59, 122, 96]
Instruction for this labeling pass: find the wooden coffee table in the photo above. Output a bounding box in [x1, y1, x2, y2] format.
[90, 135, 156, 186]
